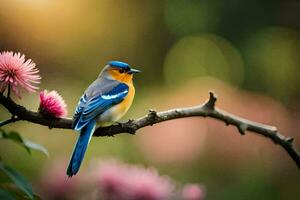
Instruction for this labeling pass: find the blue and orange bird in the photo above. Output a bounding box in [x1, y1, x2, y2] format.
[67, 61, 140, 177]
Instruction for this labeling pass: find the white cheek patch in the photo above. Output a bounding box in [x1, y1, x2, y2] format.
[101, 90, 128, 100]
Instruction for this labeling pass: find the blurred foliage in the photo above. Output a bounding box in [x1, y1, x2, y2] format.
[0, 129, 49, 157]
[0, 129, 45, 199]
[0, 162, 34, 199]
[0, 0, 299, 199]
[0, 188, 15, 200]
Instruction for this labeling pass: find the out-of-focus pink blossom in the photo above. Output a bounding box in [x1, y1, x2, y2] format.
[39, 90, 67, 118]
[95, 160, 175, 200]
[127, 166, 175, 200]
[182, 184, 205, 200]
[96, 160, 131, 200]
[0, 51, 41, 98]
[37, 160, 80, 200]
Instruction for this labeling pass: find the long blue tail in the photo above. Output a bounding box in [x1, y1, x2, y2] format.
[67, 120, 96, 177]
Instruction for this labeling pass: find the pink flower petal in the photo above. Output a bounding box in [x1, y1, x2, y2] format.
[182, 184, 206, 200]
[95, 160, 175, 200]
[0, 51, 41, 98]
[39, 90, 67, 118]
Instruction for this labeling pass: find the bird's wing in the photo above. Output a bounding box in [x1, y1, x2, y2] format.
[73, 78, 120, 128]
[73, 83, 129, 131]
[73, 93, 88, 123]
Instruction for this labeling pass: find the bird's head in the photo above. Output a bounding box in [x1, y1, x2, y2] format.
[100, 61, 140, 83]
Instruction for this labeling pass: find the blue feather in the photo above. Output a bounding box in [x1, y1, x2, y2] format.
[73, 83, 129, 131]
[72, 94, 88, 129]
[107, 61, 130, 70]
[68, 83, 129, 176]
[67, 119, 96, 177]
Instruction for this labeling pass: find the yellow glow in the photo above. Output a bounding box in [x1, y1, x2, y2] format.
[164, 34, 245, 86]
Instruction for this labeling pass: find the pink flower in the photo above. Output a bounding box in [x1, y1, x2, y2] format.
[181, 184, 205, 200]
[96, 161, 131, 200]
[95, 160, 175, 200]
[127, 166, 175, 200]
[0, 51, 41, 98]
[37, 160, 80, 200]
[39, 90, 67, 118]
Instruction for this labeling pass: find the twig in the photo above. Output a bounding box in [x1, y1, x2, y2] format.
[0, 116, 19, 127]
[7, 84, 10, 98]
[0, 91, 299, 169]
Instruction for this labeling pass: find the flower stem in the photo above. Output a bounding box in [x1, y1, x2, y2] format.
[7, 84, 10, 98]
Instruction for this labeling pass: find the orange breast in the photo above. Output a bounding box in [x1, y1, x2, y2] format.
[117, 83, 135, 116]
[102, 70, 135, 122]
[97, 83, 135, 125]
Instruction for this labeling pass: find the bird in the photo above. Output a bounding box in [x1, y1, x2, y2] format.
[67, 61, 140, 177]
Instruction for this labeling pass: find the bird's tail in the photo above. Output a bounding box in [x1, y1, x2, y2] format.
[67, 120, 96, 177]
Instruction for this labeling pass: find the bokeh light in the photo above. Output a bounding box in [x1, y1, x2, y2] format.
[244, 26, 300, 101]
[164, 34, 245, 86]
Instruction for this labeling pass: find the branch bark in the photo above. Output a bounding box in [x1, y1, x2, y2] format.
[0, 92, 299, 169]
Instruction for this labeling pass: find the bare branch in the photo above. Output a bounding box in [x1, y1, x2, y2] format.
[0, 93, 73, 129]
[0, 92, 299, 169]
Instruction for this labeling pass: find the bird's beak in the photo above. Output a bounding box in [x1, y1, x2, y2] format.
[128, 68, 141, 74]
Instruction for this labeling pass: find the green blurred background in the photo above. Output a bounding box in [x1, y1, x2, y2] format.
[0, 0, 300, 199]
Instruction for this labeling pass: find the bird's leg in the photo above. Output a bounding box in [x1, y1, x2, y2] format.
[107, 125, 115, 137]
[115, 121, 124, 127]
[107, 122, 124, 137]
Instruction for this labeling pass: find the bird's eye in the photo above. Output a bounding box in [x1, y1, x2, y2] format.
[119, 69, 125, 73]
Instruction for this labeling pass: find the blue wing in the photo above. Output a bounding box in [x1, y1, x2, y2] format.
[73, 83, 129, 131]
[68, 82, 129, 176]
